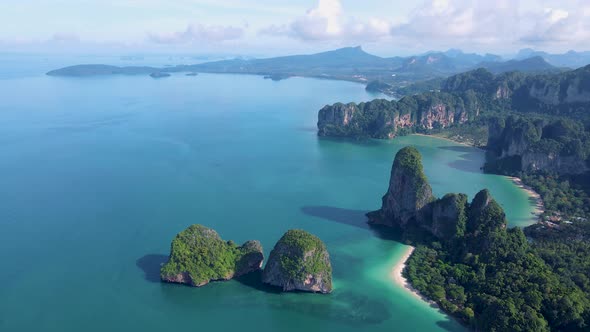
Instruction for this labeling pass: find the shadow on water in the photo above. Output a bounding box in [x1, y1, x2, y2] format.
[301, 206, 403, 242]
[301, 206, 371, 230]
[234, 270, 283, 294]
[136, 254, 168, 283]
[438, 145, 484, 174]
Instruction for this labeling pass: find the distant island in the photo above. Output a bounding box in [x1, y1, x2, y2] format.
[46, 47, 573, 97]
[47, 64, 159, 76]
[150, 72, 171, 79]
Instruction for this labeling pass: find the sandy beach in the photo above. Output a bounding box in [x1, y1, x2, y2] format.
[391, 246, 438, 306]
[411, 133, 468, 146]
[507, 176, 545, 218]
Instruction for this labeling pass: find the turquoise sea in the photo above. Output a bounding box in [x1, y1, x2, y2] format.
[0, 55, 536, 331]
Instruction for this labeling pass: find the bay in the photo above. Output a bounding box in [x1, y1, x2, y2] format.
[0, 65, 535, 331]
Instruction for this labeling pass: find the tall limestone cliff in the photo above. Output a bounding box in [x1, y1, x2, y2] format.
[368, 146, 505, 243]
[318, 65, 590, 140]
[430, 193, 468, 240]
[262, 230, 332, 293]
[443, 65, 590, 116]
[486, 116, 589, 174]
[367, 147, 434, 227]
[317, 92, 475, 139]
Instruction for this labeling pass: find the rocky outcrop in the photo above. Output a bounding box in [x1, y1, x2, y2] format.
[160, 225, 263, 287]
[430, 193, 468, 240]
[495, 84, 512, 99]
[317, 103, 358, 136]
[420, 103, 462, 129]
[367, 147, 434, 227]
[465, 189, 508, 252]
[318, 66, 590, 140]
[235, 240, 265, 275]
[486, 116, 588, 175]
[317, 93, 473, 139]
[521, 152, 588, 174]
[262, 230, 332, 293]
[369, 147, 506, 243]
[528, 71, 590, 105]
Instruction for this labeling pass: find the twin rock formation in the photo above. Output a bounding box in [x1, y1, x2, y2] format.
[160, 225, 332, 294]
[368, 146, 499, 241]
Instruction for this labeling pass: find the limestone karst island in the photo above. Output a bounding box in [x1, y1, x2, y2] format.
[3, 1, 590, 332]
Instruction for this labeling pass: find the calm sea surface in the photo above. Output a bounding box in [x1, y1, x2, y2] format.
[0, 55, 535, 331]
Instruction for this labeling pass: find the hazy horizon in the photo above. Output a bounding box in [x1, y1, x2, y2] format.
[1, 0, 589, 57]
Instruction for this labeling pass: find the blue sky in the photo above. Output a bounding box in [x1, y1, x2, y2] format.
[1, 0, 589, 56]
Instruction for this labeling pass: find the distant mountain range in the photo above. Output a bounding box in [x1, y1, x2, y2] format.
[477, 56, 558, 74]
[515, 48, 590, 68]
[47, 46, 588, 89]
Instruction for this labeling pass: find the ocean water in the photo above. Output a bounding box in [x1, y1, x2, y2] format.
[0, 57, 536, 331]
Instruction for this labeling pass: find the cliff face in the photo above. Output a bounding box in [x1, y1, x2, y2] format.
[465, 189, 509, 253]
[419, 103, 467, 130]
[430, 193, 468, 240]
[317, 103, 358, 136]
[160, 225, 264, 287]
[262, 230, 332, 293]
[521, 153, 588, 174]
[444, 65, 590, 107]
[317, 93, 473, 139]
[486, 116, 588, 175]
[528, 74, 590, 105]
[367, 147, 434, 227]
[369, 147, 508, 243]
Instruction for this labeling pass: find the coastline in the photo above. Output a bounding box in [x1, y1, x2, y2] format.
[391, 246, 439, 307]
[412, 134, 544, 221]
[507, 176, 545, 219]
[411, 133, 480, 149]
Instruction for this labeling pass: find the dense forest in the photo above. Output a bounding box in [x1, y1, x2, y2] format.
[396, 163, 590, 331]
[324, 65, 590, 331]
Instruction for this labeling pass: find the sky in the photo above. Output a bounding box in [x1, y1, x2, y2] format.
[1, 0, 589, 56]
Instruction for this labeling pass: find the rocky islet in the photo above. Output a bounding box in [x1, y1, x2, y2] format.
[161, 226, 333, 294]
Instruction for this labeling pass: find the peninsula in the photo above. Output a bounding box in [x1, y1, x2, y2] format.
[368, 146, 589, 331]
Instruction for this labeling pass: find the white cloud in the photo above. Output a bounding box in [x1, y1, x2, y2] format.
[521, 7, 590, 45]
[545, 8, 569, 24]
[260, 0, 391, 42]
[148, 23, 245, 44]
[386, 0, 590, 51]
[393, 0, 518, 43]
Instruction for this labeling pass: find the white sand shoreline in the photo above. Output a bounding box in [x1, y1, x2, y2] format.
[507, 176, 545, 219]
[411, 133, 478, 148]
[391, 246, 439, 307]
